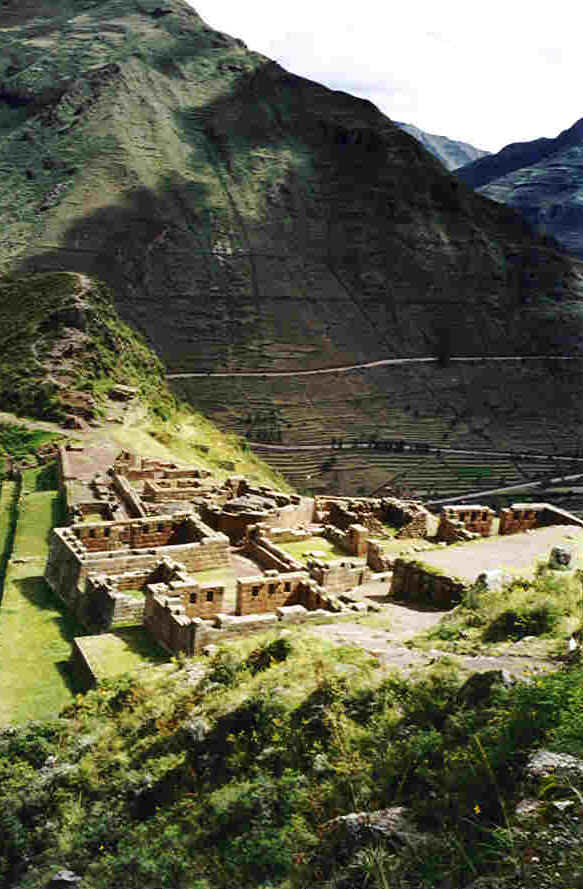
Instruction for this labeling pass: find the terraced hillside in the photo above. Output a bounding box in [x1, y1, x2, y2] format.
[172, 359, 583, 497]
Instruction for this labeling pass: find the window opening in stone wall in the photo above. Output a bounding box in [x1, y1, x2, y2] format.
[206, 590, 214, 602]
[252, 585, 260, 597]
[268, 584, 276, 596]
[190, 592, 197, 604]
[284, 581, 291, 592]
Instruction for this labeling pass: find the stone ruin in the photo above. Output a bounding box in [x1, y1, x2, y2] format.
[437, 505, 495, 543]
[47, 441, 583, 666]
[317, 496, 432, 539]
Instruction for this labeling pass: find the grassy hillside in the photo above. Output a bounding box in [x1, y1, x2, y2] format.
[1, 630, 583, 889]
[0, 271, 171, 420]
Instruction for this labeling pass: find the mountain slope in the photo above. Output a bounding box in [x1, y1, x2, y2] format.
[2, 0, 583, 495]
[457, 117, 583, 256]
[395, 120, 489, 170]
[1, 0, 582, 369]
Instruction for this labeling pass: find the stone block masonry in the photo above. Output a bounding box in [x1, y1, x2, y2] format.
[499, 503, 583, 535]
[438, 505, 495, 542]
[236, 571, 312, 615]
[45, 513, 231, 622]
[391, 558, 466, 607]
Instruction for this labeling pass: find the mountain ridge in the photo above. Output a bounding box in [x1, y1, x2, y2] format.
[456, 116, 583, 257]
[395, 120, 489, 170]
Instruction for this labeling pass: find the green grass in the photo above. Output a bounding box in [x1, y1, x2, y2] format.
[277, 535, 349, 562]
[0, 467, 82, 724]
[418, 568, 583, 657]
[76, 629, 168, 682]
[0, 272, 173, 421]
[0, 561, 83, 725]
[0, 423, 60, 457]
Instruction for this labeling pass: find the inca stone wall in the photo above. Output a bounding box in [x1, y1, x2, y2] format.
[235, 571, 310, 615]
[391, 558, 466, 607]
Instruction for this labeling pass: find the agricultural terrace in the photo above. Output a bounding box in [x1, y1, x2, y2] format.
[173, 361, 583, 499]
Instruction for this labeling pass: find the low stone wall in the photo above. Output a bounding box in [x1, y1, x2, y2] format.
[261, 526, 313, 545]
[390, 558, 466, 607]
[308, 557, 369, 594]
[244, 532, 305, 574]
[324, 523, 368, 557]
[367, 541, 393, 572]
[146, 578, 225, 621]
[70, 639, 97, 691]
[112, 471, 147, 518]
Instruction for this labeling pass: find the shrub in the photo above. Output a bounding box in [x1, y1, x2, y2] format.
[483, 598, 561, 641]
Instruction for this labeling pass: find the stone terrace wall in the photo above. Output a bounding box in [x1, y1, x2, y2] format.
[236, 571, 310, 615]
[391, 558, 466, 607]
[70, 639, 97, 691]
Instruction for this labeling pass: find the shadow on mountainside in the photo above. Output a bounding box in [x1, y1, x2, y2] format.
[13, 60, 583, 375]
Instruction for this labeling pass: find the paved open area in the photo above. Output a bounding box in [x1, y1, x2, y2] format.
[418, 524, 583, 582]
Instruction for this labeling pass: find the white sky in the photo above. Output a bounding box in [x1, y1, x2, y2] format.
[187, 0, 583, 153]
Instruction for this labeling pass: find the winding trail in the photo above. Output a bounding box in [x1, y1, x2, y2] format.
[167, 354, 583, 380]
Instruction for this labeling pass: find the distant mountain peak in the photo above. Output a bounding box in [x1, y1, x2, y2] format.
[394, 121, 489, 171]
[456, 116, 583, 256]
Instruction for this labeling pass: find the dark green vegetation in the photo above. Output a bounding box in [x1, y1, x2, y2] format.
[1, 633, 583, 889]
[425, 568, 583, 656]
[2, 0, 583, 495]
[0, 423, 59, 458]
[0, 272, 172, 420]
[457, 116, 583, 257]
[395, 120, 489, 171]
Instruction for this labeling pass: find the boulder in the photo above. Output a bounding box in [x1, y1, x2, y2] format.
[527, 749, 583, 782]
[456, 670, 514, 707]
[321, 807, 420, 855]
[46, 872, 82, 889]
[549, 545, 572, 570]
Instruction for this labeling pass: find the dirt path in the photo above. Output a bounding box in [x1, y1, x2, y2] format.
[307, 603, 553, 678]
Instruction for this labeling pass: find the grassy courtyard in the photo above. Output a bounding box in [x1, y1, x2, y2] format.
[278, 535, 349, 562]
[76, 629, 168, 684]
